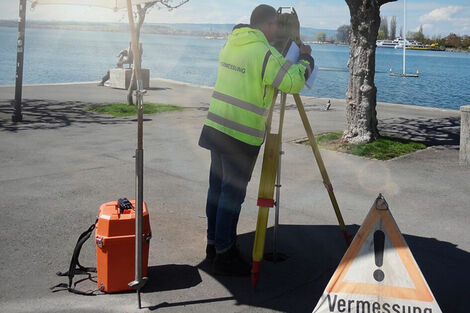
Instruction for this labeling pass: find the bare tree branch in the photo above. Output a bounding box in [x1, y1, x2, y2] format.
[377, 0, 397, 6]
[157, 0, 189, 9]
[126, 0, 190, 105]
[345, 0, 396, 8]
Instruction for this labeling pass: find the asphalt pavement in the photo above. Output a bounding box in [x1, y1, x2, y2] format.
[0, 78, 468, 313]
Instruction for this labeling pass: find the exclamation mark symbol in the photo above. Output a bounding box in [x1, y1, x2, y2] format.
[373, 230, 385, 282]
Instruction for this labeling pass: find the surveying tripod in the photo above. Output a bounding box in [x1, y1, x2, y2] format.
[251, 91, 353, 288]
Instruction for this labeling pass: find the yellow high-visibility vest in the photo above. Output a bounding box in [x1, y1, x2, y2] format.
[205, 26, 311, 146]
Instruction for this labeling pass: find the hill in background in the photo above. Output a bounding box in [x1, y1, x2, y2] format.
[0, 20, 337, 40]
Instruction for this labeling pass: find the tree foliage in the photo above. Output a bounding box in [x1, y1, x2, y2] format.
[406, 29, 470, 49]
[463, 35, 470, 48]
[389, 16, 397, 39]
[413, 25, 425, 42]
[377, 30, 386, 40]
[445, 33, 462, 47]
[379, 16, 388, 39]
[315, 32, 327, 42]
[336, 24, 351, 43]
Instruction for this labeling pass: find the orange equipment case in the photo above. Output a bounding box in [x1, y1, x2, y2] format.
[95, 200, 151, 293]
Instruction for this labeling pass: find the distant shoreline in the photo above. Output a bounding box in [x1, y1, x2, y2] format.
[2, 20, 468, 53]
[0, 20, 335, 41]
[0, 20, 228, 38]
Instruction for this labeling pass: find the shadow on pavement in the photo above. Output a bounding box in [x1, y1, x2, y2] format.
[143, 264, 202, 293]
[380, 116, 460, 147]
[179, 224, 466, 313]
[0, 99, 148, 132]
[146, 87, 171, 91]
[143, 265, 236, 311]
[51, 225, 469, 312]
[148, 296, 236, 311]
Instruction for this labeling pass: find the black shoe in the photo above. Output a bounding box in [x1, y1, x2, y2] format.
[213, 245, 251, 276]
[205, 244, 216, 263]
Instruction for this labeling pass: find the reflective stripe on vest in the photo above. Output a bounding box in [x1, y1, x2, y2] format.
[212, 91, 268, 116]
[206, 111, 265, 139]
[272, 60, 293, 88]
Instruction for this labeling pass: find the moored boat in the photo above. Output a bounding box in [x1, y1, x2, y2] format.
[376, 39, 399, 48]
[407, 43, 445, 51]
[377, 37, 444, 51]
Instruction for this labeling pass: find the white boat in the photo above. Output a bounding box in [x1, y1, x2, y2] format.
[376, 39, 399, 48]
[377, 38, 425, 49]
[394, 38, 425, 49]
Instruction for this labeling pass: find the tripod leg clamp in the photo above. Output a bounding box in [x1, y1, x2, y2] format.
[257, 198, 275, 208]
[323, 182, 334, 192]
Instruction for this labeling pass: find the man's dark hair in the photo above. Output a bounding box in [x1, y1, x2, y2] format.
[250, 4, 277, 28]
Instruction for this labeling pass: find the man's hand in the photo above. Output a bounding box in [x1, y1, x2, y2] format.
[300, 44, 312, 55]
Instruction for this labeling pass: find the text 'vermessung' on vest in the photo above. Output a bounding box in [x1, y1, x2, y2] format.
[220, 62, 246, 74]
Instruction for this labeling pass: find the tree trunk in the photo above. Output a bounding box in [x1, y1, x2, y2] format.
[342, 0, 396, 144]
[127, 4, 149, 105]
[125, 1, 189, 105]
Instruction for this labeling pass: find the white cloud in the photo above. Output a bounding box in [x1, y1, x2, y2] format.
[236, 15, 250, 25]
[419, 6, 462, 22]
[418, 6, 470, 36]
[145, 1, 252, 24]
[27, 5, 127, 22]
[380, 2, 470, 37]
[3, 0, 466, 36]
[421, 23, 434, 32]
[296, 3, 349, 29]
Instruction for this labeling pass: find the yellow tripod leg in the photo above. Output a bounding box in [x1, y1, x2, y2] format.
[251, 92, 286, 288]
[293, 94, 352, 244]
[251, 132, 280, 288]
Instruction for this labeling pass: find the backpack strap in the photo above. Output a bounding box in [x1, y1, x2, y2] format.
[51, 219, 99, 296]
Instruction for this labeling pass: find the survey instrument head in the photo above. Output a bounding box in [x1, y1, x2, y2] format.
[272, 7, 302, 55]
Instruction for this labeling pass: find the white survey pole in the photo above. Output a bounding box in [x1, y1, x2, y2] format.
[126, 0, 146, 309]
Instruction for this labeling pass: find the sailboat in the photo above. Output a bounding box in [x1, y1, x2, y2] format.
[389, 0, 419, 77]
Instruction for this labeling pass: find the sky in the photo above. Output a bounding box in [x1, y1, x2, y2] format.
[0, 0, 469, 37]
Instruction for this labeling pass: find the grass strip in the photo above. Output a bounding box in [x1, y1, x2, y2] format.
[86, 103, 183, 117]
[309, 132, 427, 160]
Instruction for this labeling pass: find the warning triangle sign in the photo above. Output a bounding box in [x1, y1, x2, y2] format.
[313, 194, 442, 313]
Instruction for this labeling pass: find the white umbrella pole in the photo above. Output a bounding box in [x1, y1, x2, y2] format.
[403, 0, 406, 75]
[126, 0, 146, 309]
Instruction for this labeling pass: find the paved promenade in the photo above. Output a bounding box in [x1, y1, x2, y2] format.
[0, 79, 469, 313]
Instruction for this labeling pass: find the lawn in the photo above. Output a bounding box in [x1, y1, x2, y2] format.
[311, 132, 427, 160]
[86, 103, 183, 117]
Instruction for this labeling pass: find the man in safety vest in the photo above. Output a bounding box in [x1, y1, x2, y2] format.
[198, 4, 314, 276]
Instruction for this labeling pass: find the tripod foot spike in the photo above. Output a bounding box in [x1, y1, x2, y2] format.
[251, 261, 260, 289]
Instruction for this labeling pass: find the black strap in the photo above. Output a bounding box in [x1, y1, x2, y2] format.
[261, 50, 272, 81]
[51, 219, 99, 296]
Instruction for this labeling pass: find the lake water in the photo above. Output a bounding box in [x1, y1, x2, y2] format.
[1, 26, 469, 110]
